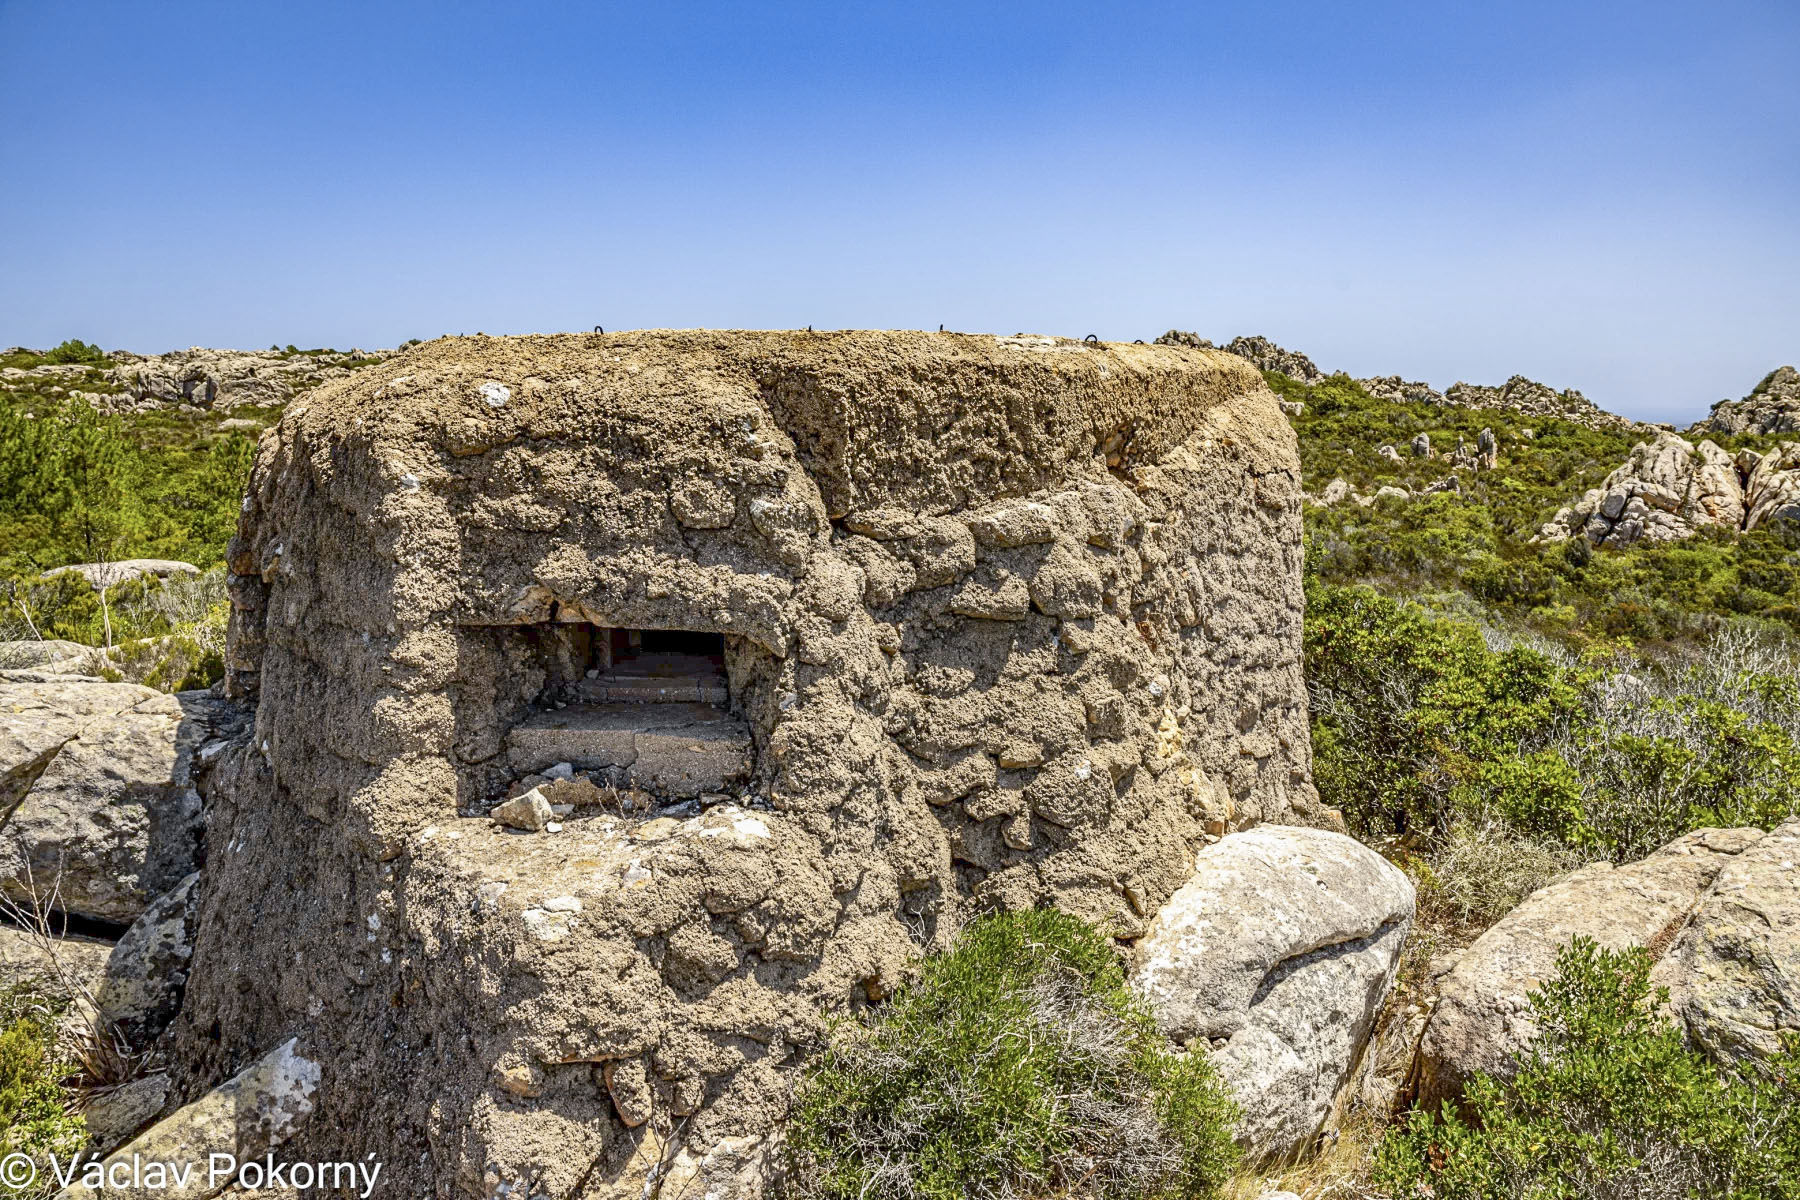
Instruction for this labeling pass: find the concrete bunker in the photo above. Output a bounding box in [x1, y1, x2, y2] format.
[186, 331, 1323, 1199]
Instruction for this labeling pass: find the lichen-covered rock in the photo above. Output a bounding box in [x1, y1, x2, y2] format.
[55, 1038, 322, 1200]
[83, 1073, 172, 1156]
[0, 682, 242, 923]
[97, 872, 200, 1047]
[171, 330, 1321, 1198]
[1132, 825, 1413, 1162]
[1413, 823, 1794, 1108]
[1664, 818, 1800, 1063]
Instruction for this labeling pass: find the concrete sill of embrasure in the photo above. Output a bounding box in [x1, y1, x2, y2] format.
[505, 702, 751, 800]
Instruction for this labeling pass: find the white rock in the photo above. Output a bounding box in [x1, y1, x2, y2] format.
[1132, 825, 1414, 1161]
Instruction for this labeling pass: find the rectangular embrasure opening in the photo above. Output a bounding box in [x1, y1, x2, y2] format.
[490, 621, 752, 801]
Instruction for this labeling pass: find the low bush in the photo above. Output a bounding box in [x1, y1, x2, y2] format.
[1307, 578, 1800, 859]
[1376, 937, 1800, 1199]
[1419, 821, 1587, 928]
[0, 340, 108, 371]
[786, 909, 1240, 1200]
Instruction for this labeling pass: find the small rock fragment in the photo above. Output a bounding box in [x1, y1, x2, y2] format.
[491, 789, 553, 831]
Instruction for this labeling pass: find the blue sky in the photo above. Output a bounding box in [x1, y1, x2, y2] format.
[2, 1, 1795, 422]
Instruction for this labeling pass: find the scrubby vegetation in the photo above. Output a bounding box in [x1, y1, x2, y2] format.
[0, 367, 253, 688]
[787, 909, 1240, 1200]
[1377, 938, 1800, 1199]
[0, 985, 85, 1198]
[1305, 579, 1800, 861]
[0, 340, 111, 371]
[1278, 367, 1800, 1199]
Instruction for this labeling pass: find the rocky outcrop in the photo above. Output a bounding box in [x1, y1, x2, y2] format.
[1154, 337, 1644, 432]
[1539, 431, 1800, 548]
[0, 681, 243, 923]
[1698, 365, 1800, 435]
[0, 346, 391, 415]
[170, 330, 1322, 1199]
[43, 560, 199, 589]
[1154, 331, 1324, 383]
[1360, 377, 1446, 406]
[1357, 373, 1639, 432]
[1220, 336, 1324, 384]
[1443, 375, 1638, 431]
[1133, 825, 1413, 1162]
[1413, 821, 1798, 1107]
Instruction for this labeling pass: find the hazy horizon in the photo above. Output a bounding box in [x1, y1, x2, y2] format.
[4, 0, 1795, 424]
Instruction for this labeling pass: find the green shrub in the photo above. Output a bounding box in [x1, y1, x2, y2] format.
[786, 909, 1240, 1200]
[1303, 580, 1585, 837]
[1306, 578, 1800, 858]
[1376, 937, 1800, 1199]
[0, 341, 108, 371]
[0, 986, 85, 1197]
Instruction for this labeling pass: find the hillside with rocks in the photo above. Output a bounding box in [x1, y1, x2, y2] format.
[1158, 329, 1647, 432]
[1536, 430, 1800, 547]
[1, 342, 392, 414]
